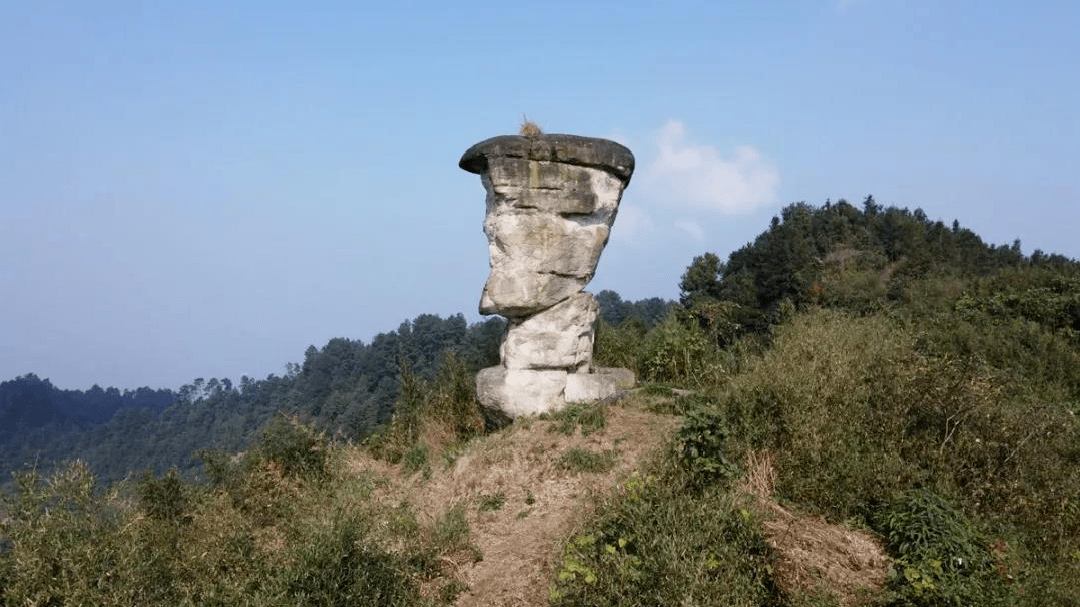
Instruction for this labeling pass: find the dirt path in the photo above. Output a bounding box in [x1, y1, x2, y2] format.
[356, 402, 679, 607]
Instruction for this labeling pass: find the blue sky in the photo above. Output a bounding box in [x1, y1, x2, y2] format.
[2, 0, 1078, 390]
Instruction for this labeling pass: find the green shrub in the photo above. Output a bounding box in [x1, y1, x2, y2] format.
[477, 491, 507, 512]
[138, 468, 188, 523]
[0, 462, 136, 606]
[369, 351, 485, 464]
[272, 519, 419, 607]
[674, 406, 740, 487]
[401, 444, 429, 476]
[716, 307, 1080, 603]
[642, 383, 677, 396]
[195, 446, 300, 526]
[549, 471, 781, 606]
[430, 504, 482, 564]
[545, 401, 608, 436]
[439, 579, 470, 602]
[717, 310, 924, 516]
[257, 414, 328, 479]
[640, 312, 713, 383]
[602, 306, 739, 386]
[430, 505, 469, 551]
[0, 445, 476, 607]
[594, 317, 648, 373]
[428, 350, 485, 440]
[876, 489, 1002, 606]
[637, 387, 715, 416]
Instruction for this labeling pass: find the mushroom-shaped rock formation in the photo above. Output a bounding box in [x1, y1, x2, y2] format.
[460, 134, 636, 425]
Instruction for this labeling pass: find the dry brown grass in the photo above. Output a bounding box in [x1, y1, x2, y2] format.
[737, 449, 777, 501]
[740, 449, 889, 606]
[519, 116, 542, 137]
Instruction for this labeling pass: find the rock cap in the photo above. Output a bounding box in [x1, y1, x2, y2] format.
[459, 134, 635, 184]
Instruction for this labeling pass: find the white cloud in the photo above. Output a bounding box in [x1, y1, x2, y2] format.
[674, 220, 705, 241]
[639, 120, 779, 213]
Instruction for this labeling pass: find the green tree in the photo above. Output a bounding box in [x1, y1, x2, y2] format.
[679, 252, 724, 307]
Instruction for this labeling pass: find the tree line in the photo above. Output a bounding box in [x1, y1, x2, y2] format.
[678, 196, 1078, 342]
[0, 296, 672, 487]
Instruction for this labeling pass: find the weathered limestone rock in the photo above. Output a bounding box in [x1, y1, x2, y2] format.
[460, 133, 637, 425]
[460, 134, 635, 183]
[475, 367, 568, 426]
[500, 292, 598, 371]
[463, 135, 633, 318]
[564, 367, 637, 403]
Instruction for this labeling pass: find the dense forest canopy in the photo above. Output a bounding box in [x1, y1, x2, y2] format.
[679, 196, 1078, 338]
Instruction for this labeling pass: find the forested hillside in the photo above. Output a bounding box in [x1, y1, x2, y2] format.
[0, 314, 503, 484]
[678, 196, 1076, 335]
[0, 294, 671, 486]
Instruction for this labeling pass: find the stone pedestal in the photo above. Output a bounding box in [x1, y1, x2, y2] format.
[460, 134, 637, 425]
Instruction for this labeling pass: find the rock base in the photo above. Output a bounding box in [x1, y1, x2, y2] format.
[476, 365, 635, 428]
[565, 367, 636, 403]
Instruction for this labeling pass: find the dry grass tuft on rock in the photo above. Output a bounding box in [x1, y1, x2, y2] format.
[519, 116, 542, 136]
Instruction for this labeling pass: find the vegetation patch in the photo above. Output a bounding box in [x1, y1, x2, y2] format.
[0, 419, 479, 607]
[543, 401, 608, 436]
[875, 489, 1001, 606]
[549, 470, 782, 606]
[5, 198, 1080, 605]
[674, 405, 741, 487]
[555, 448, 618, 474]
[476, 490, 506, 512]
[401, 444, 429, 477]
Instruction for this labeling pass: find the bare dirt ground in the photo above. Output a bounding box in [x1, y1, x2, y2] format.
[429, 404, 678, 607]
